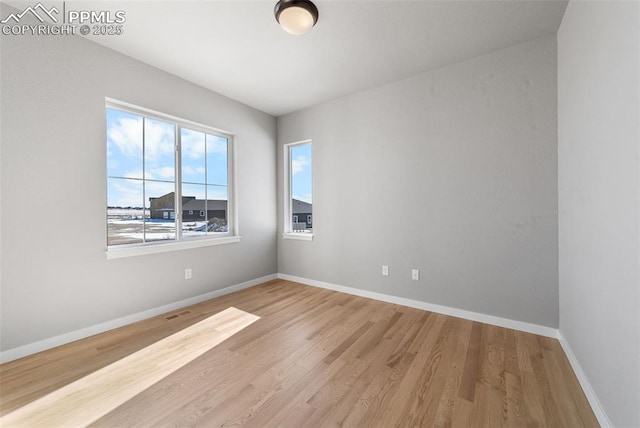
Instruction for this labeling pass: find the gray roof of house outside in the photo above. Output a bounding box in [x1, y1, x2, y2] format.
[183, 199, 228, 211]
[292, 199, 312, 214]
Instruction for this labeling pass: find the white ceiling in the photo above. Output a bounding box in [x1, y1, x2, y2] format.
[36, 1, 569, 116]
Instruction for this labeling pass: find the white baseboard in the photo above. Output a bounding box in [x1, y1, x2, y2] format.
[277, 273, 558, 338]
[558, 332, 612, 428]
[0, 274, 277, 364]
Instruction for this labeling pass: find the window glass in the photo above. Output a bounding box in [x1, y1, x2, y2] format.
[107, 103, 233, 248]
[287, 141, 312, 234]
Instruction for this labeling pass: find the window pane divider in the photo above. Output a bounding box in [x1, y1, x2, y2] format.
[175, 120, 182, 242]
[142, 116, 147, 243]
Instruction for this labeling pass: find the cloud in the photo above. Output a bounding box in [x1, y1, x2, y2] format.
[108, 179, 177, 207]
[292, 155, 309, 175]
[181, 129, 206, 160]
[207, 186, 228, 200]
[121, 168, 177, 181]
[144, 119, 175, 161]
[150, 166, 175, 179]
[182, 166, 206, 177]
[107, 115, 175, 162]
[108, 116, 143, 158]
[182, 130, 227, 160]
[108, 180, 143, 207]
[182, 184, 228, 200]
[207, 135, 227, 155]
[183, 166, 195, 175]
[123, 170, 146, 180]
[145, 181, 175, 199]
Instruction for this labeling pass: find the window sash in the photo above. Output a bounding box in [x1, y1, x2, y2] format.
[106, 99, 236, 248]
[283, 140, 312, 236]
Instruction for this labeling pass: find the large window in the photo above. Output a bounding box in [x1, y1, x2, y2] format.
[106, 100, 236, 255]
[284, 140, 312, 240]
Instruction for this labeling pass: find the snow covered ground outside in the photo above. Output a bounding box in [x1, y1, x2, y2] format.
[108, 209, 227, 245]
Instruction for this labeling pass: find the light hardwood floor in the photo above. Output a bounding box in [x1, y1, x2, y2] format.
[0, 280, 599, 427]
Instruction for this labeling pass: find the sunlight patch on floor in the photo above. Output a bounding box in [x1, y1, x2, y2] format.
[0, 307, 260, 427]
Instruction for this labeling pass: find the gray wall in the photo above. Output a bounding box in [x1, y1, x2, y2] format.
[558, 2, 640, 427]
[278, 36, 559, 328]
[0, 3, 277, 352]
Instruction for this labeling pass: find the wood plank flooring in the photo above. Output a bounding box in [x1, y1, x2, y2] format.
[0, 280, 599, 427]
[1, 307, 259, 427]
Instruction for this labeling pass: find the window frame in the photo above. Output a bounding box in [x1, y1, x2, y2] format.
[105, 98, 239, 259]
[283, 139, 313, 241]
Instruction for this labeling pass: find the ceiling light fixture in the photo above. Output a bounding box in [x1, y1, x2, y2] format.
[274, 0, 319, 35]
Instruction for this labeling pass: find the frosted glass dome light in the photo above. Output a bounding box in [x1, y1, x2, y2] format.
[275, 0, 319, 35]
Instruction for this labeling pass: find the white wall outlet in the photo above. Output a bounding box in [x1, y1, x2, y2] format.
[382, 265, 389, 276]
[411, 269, 420, 281]
[185, 268, 192, 280]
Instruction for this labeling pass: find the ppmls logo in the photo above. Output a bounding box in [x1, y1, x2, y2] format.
[1, 2, 59, 24]
[2, 2, 125, 36]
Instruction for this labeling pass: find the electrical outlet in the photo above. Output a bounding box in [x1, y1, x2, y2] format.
[185, 268, 192, 280]
[382, 265, 389, 276]
[411, 269, 420, 281]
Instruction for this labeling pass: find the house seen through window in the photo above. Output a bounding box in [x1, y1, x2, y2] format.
[106, 101, 233, 247]
[286, 141, 312, 234]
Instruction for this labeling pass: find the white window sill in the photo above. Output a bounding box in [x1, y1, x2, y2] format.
[106, 236, 241, 259]
[282, 233, 314, 241]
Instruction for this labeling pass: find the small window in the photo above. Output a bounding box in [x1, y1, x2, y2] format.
[200, 210, 205, 217]
[284, 140, 312, 239]
[188, 210, 193, 215]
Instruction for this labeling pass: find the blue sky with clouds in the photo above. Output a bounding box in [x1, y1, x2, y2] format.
[291, 143, 312, 204]
[106, 108, 228, 208]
